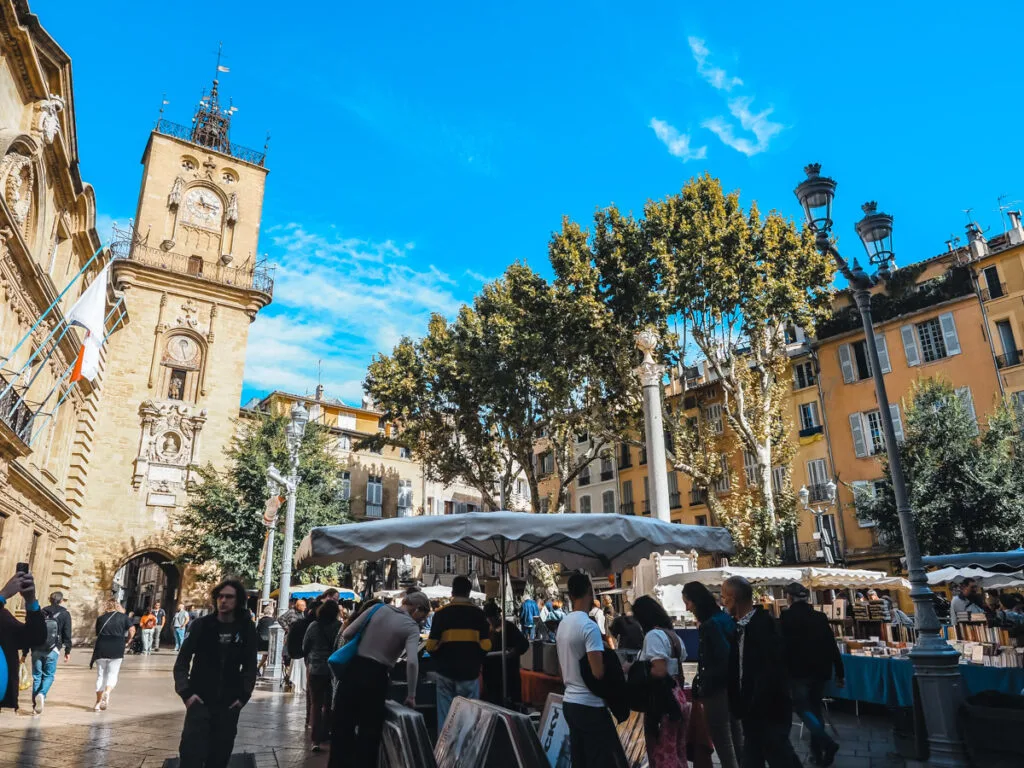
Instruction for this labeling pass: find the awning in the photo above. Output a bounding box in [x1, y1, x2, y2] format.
[921, 548, 1024, 572]
[927, 566, 1024, 589]
[658, 566, 803, 588]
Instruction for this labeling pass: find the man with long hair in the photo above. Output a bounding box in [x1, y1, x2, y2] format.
[174, 578, 257, 767]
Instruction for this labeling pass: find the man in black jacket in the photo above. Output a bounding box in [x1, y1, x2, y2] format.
[781, 583, 843, 767]
[723, 575, 802, 768]
[174, 579, 257, 768]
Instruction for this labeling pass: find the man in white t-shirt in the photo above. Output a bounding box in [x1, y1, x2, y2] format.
[556, 572, 621, 767]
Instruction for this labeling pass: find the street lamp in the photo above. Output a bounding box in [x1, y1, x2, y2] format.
[798, 480, 838, 565]
[264, 400, 309, 683]
[794, 164, 967, 766]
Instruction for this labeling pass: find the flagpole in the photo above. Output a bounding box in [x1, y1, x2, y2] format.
[26, 306, 126, 446]
[4, 296, 123, 419]
[1, 244, 106, 365]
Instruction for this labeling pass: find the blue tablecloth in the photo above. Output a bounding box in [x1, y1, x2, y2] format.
[824, 654, 1024, 707]
[674, 628, 700, 661]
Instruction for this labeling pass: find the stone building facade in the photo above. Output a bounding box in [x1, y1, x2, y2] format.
[68, 75, 272, 632]
[0, 1, 122, 605]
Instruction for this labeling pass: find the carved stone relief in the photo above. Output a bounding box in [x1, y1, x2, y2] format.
[35, 95, 64, 145]
[132, 400, 207, 491]
[0, 152, 35, 228]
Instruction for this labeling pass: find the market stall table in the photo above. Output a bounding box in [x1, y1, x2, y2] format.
[520, 669, 564, 709]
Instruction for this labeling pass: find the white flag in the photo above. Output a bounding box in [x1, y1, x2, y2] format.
[72, 334, 102, 383]
[66, 264, 109, 339]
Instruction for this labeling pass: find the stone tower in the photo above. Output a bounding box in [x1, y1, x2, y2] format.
[70, 77, 272, 632]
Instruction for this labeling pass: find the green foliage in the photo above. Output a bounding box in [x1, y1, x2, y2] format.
[860, 378, 1024, 554]
[174, 414, 350, 587]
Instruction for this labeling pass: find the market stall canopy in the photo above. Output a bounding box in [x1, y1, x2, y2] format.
[804, 567, 906, 590]
[293, 511, 735, 572]
[921, 548, 1024, 573]
[926, 567, 1024, 589]
[658, 566, 803, 588]
[270, 584, 359, 601]
[373, 585, 488, 602]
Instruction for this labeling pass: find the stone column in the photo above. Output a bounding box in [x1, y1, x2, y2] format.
[635, 328, 671, 523]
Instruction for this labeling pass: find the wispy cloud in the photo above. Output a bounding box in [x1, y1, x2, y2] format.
[243, 224, 471, 405]
[464, 269, 495, 283]
[649, 118, 707, 162]
[688, 37, 742, 92]
[702, 97, 784, 157]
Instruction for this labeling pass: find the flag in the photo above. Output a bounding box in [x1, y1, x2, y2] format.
[217, 65, 230, 73]
[66, 264, 109, 383]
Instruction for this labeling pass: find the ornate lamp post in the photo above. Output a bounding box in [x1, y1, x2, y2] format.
[798, 480, 839, 565]
[263, 400, 309, 683]
[794, 164, 967, 766]
[635, 327, 671, 522]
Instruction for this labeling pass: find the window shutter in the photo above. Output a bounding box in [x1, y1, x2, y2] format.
[901, 325, 921, 367]
[838, 344, 856, 383]
[850, 413, 868, 457]
[939, 312, 961, 356]
[889, 403, 904, 443]
[955, 386, 978, 431]
[874, 332, 892, 373]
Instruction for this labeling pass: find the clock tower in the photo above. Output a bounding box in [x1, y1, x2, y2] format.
[69, 76, 273, 631]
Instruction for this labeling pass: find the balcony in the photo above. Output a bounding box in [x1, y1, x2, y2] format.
[798, 425, 824, 438]
[619, 502, 635, 515]
[111, 236, 274, 296]
[365, 503, 382, 518]
[669, 491, 682, 509]
[690, 488, 708, 507]
[155, 118, 266, 166]
[982, 282, 1006, 301]
[642, 500, 650, 515]
[396, 506, 412, 518]
[996, 350, 1023, 369]
[600, 469, 614, 481]
[0, 373, 32, 448]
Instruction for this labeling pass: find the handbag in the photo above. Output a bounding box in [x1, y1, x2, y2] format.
[328, 604, 383, 678]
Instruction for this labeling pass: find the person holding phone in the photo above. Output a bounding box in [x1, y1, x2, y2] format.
[0, 565, 46, 712]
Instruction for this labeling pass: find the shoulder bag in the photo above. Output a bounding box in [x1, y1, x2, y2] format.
[328, 604, 384, 678]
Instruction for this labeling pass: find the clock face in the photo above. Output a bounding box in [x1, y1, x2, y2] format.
[184, 188, 222, 227]
[167, 336, 196, 363]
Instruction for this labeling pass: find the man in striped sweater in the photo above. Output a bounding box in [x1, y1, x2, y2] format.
[426, 576, 492, 728]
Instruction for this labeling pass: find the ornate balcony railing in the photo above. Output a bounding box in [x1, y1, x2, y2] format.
[0, 373, 32, 446]
[996, 350, 1023, 369]
[155, 118, 266, 167]
[397, 506, 412, 518]
[112, 239, 274, 296]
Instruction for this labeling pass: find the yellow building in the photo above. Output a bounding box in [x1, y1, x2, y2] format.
[0, 3, 124, 601]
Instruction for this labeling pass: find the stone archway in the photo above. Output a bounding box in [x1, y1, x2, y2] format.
[112, 550, 181, 644]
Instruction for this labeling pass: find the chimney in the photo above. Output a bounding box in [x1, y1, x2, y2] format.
[1009, 210, 1024, 246]
[967, 222, 989, 261]
[315, 383, 324, 401]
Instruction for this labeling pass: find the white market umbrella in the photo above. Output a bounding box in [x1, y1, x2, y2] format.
[419, 584, 487, 602]
[295, 511, 735, 704]
[803, 567, 892, 589]
[658, 566, 803, 589]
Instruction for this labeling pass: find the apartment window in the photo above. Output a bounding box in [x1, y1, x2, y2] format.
[539, 497, 550, 513]
[337, 414, 356, 430]
[337, 435, 351, 451]
[643, 476, 650, 514]
[516, 479, 526, 497]
[772, 465, 787, 495]
[695, 515, 708, 526]
[996, 320, 1020, 368]
[423, 554, 432, 572]
[902, 312, 960, 366]
[619, 444, 632, 469]
[540, 452, 554, 475]
[579, 495, 592, 514]
[711, 453, 730, 493]
[366, 475, 383, 517]
[704, 404, 724, 434]
[397, 479, 413, 516]
[600, 454, 614, 481]
[467, 555, 477, 572]
[793, 360, 816, 390]
[955, 387, 978, 433]
[850, 405, 903, 458]
[400, 446, 413, 459]
[784, 324, 806, 344]
[602, 490, 615, 514]
[668, 472, 681, 509]
[838, 333, 892, 384]
[806, 458, 829, 501]
[852, 479, 887, 528]
[983, 266, 1004, 299]
[1012, 391, 1024, 421]
[621, 480, 634, 515]
[743, 451, 757, 486]
[490, 560, 499, 577]
[338, 471, 351, 501]
[579, 464, 591, 486]
[443, 554, 456, 574]
[798, 401, 821, 434]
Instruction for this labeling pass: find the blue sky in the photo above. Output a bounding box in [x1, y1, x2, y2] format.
[41, 1, 1024, 406]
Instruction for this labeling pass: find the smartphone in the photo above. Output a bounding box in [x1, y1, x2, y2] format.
[16, 562, 29, 574]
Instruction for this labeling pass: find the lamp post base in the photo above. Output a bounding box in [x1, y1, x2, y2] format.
[909, 636, 970, 767]
[262, 625, 286, 684]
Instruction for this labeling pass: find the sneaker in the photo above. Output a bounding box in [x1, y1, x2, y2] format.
[820, 741, 839, 767]
[33, 693, 44, 715]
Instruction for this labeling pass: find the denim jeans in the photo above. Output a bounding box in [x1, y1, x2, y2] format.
[31, 648, 59, 698]
[790, 678, 836, 761]
[435, 674, 480, 729]
[174, 627, 186, 650]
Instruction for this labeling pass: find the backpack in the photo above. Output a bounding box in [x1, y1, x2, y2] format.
[287, 616, 312, 660]
[35, 608, 60, 653]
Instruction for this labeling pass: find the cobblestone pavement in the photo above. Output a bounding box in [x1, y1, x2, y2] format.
[0, 651, 909, 767]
